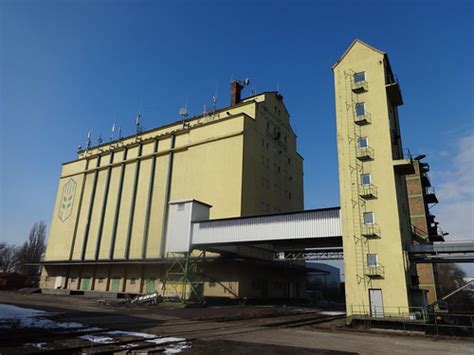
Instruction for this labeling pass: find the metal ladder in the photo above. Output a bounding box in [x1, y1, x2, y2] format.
[344, 69, 371, 287]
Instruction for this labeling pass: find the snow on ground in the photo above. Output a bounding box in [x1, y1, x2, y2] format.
[320, 311, 346, 316]
[145, 336, 186, 344]
[79, 334, 115, 344]
[2, 304, 191, 353]
[104, 330, 157, 338]
[164, 341, 192, 354]
[0, 303, 83, 329]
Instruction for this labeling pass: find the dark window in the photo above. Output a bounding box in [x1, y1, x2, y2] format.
[355, 102, 365, 116]
[361, 173, 371, 185]
[367, 253, 378, 267]
[364, 212, 374, 225]
[354, 72, 366, 83]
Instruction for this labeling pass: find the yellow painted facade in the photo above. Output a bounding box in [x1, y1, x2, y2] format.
[334, 40, 415, 317]
[42, 90, 304, 298]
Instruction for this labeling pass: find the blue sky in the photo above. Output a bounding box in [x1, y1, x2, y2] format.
[1, 1, 473, 273]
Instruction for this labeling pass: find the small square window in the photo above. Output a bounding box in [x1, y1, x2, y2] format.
[177, 203, 185, 211]
[130, 278, 137, 285]
[209, 281, 216, 288]
[364, 212, 374, 225]
[355, 102, 365, 116]
[98, 277, 105, 284]
[360, 173, 371, 185]
[367, 253, 378, 267]
[354, 72, 366, 83]
[358, 137, 369, 149]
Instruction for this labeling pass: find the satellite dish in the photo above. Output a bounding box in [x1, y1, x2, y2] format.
[179, 107, 188, 117]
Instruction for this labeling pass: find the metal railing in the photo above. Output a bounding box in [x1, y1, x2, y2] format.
[351, 305, 427, 320]
[361, 224, 380, 238]
[359, 184, 377, 199]
[354, 111, 371, 125]
[351, 80, 368, 93]
[356, 146, 374, 161]
[364, 265, 384, 278]
[351, 305, 474, 336]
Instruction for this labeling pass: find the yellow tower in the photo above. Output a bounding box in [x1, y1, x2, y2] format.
[333, 40, 415, 318]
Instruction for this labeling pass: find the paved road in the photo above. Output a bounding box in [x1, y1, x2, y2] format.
[0, 292, 471, 354]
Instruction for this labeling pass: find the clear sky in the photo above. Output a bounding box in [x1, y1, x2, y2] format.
[1, 1, 473, 274]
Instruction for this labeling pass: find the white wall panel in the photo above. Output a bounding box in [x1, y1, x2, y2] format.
[191, 208, 341, 246]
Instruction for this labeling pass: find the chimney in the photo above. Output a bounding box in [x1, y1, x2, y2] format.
[230, 80, 243, 106]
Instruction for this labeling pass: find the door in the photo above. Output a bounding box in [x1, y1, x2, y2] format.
[110, 277, 121, 292]
[81, 277, 91, 290]
[54, 276, 62, 289]
[144, 278, 156, 293]
[369, 288, 384, 318]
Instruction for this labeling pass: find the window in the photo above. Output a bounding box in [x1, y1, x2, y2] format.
[358, 137, 369, 149]
[209, 281, 216, 288]
[98, 277, 105, 284]
[360, 173, 371, 185]
[355, 102, 365, 116]
[354, 71, 366, 83]
[364, 212, 375, 225]
[367, 253, 378, 267]
[70, 277, 77, 283]
[177, 203, 185, 211]
[130, 278, 137, 285]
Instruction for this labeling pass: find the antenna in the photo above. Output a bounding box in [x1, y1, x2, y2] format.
[179, 98, 189, 129]
[277, 82, 280, 93]
[110, 123, 115, 141]
[86, 130, 92, 150]
[243, 78, 250, 86]
[135, 113, 141, 134]
[251, 85, 256, 96]
[212, 82, 218, 110]
[118, 126, 122, 140]
[97, 134, 103, 145]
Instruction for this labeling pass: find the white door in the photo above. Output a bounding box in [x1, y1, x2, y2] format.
[369, 289, 384, 318]
[54, 276, 62, 289]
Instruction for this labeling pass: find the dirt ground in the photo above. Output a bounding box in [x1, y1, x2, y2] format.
[0, 291, 471, 354]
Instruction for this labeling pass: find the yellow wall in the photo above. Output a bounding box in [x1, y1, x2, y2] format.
[44, 93, 304, 265]
[334, 40, 412, 317]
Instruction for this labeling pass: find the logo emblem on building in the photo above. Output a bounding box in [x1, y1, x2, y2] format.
[58, 178, 77, 222]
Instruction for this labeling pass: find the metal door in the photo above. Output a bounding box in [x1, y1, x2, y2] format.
[144, 278, 156, 293]
[110, 277, 121, 292]
[81, 277, 91, 290]
[369, 288, 384, 318]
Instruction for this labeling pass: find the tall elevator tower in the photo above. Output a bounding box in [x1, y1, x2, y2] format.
[333, 40, 415, 317]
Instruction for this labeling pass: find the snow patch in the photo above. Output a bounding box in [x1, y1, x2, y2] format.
[164, 341, 192, 354]
[79, 334, 115, 344]
[104, 330, 157, 338]
[146, 337, 185, 345]
[0, 304, 84, 329]
[320, 311, 345, 316]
